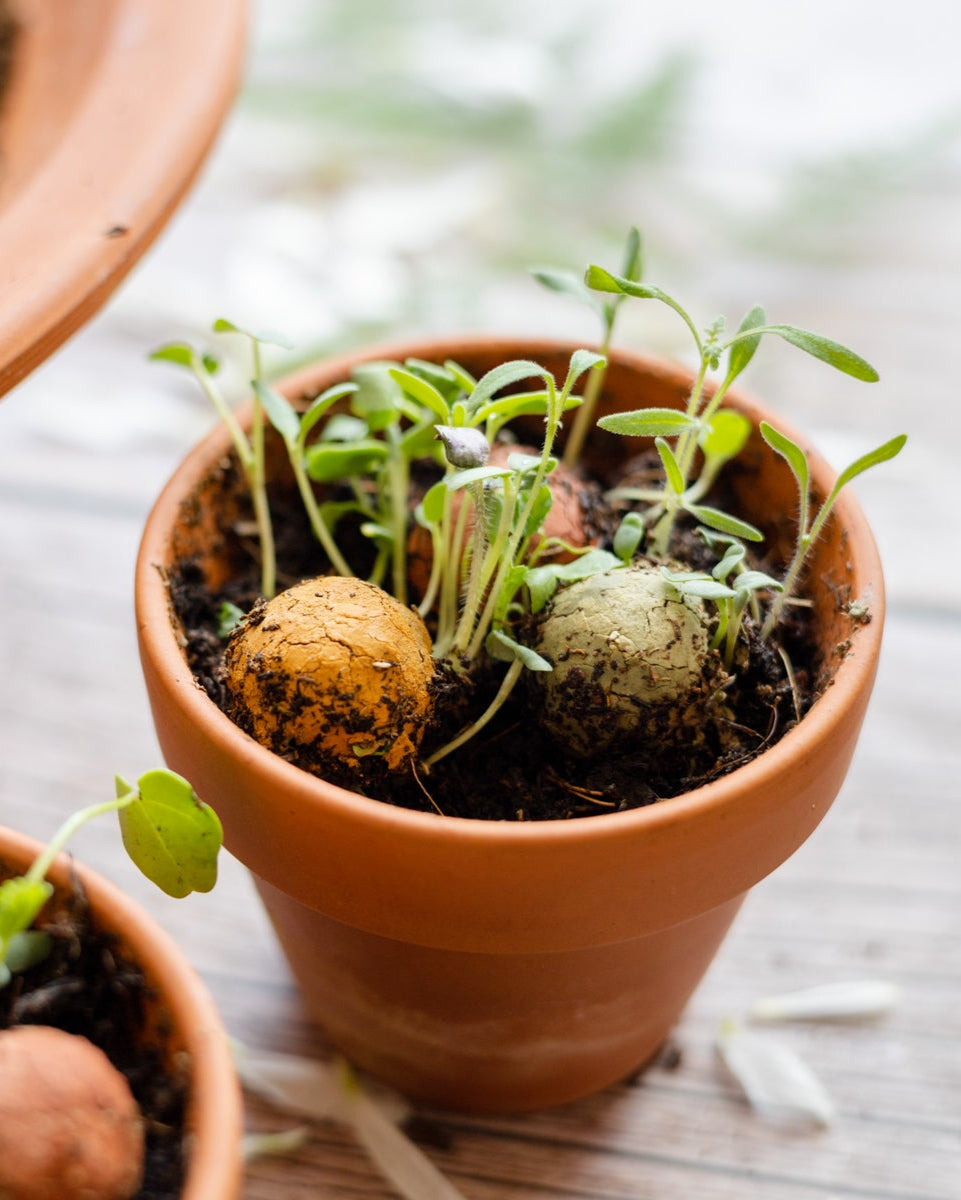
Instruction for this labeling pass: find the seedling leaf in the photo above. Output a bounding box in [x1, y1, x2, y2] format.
[597, 407, 699, 437]
[149, 343, 196, 368]
[726, 304, 766, 379]
[3, 930, 52, 975]
[254, 381, 301, 446]
[0, 877, 53, 944]
[687, 504, 764, 541]
[530, 267, 604, 314]
[389, 368, 451, 421]
[833, 433, 907, 492]
[760, 422, 809, 496]
[700, 410, 752, 463]
[300, 384, 360, 443]
[613, 511, 645, 561]
[212, 317, 294, 350]
[420, 481, 448, 526]
[117, 770, 223, 898]
[655, 437, 685, 495]
[306, 440, 388, 482]
[760, 324, 879, 382]
[486, 630, 552, 671]
[468, 360, 554, 414]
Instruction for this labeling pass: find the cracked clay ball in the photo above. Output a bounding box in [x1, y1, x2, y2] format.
[533, 563, 715, 759]
[225, 576, 434, 774]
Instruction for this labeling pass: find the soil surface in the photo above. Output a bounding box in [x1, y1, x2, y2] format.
[169, 445, 825, 820]
[0, 867, 187, 1199]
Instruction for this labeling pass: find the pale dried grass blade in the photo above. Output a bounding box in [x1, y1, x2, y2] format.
[716, 1020, 836, 1126]
[242, 1126, 310, 1163]
[232, 1040, 410, 1124]
[340, 1063, 469, 1200]
[749, 980, 900, 1022]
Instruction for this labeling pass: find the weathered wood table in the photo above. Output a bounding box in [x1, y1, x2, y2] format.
[1, 3, 958, 1195]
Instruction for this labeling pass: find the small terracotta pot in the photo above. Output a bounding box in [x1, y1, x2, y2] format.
[136, 338, 885, 1113]
[0, 826, 243, 1199]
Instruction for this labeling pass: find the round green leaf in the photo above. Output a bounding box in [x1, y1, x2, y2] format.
[118, 770, 223, 898]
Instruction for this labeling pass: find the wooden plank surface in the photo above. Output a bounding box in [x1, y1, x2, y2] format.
[1, 3, 959, 1196]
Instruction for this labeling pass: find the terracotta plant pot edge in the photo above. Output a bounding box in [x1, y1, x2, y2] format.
[0, 825, 243, 1200]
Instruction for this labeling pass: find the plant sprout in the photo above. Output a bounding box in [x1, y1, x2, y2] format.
[0, 771, 222, 989]
[758, 422, 907, 635]
[151, 320, 292, 598]
[586, 261, 882, 559]
[169, 229, 908, 790]
[532, 225, 641, 466]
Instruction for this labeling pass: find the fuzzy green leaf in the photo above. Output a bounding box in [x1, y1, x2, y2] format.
[217, 601, 246, 639]
[475, 389, 560, 423]
[299, 383, 359, 443]
[2, 930, 52, 976]
[655, 437, 685, 495]
[523, 484, 554, 538]
[486, 630, 553, 672]
[443, 360, 477, 393]
[613, 511, 645, 562]
[388, 367, 451, 421]
[661, 567, 736, 601]
[620, 226, 643, 282]
[552, 549, 623, 582]
[468, 360, 554, 414]
[320, 412, 367, 443]
[686, 504, 764, 542]
[530, 267, 604, 314]
[306, 439, 388, 482]
[417, 482, 448, 527]
[700, 410, 752, 463]
[726, 305, 766, 380]
[0, 877, 53, 945]
[753, 324, 879, 382]
[735, 570, 783, 594]
[525, 566, 560, 614]
[712, 542, 746, 582]
[833, 433, 908, 493]
[597, 407, 698, 437]
[760, 421, 810, 497]
[254, 381, 301, 447]
[117, 771, 222, 899]
[585, 265, 665, 302]
[444, 464, 511, 491]
[212, 317, 293, 350]
[350, 364, 403, 432]
[149, 343, 196, 369]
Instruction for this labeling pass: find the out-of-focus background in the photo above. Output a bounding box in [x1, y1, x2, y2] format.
[1, 2, 959, 1196]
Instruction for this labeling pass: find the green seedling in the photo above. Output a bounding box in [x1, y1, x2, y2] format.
[662, 538, 783, 670]
[586, 262, 881, 558]
[758, 423, 907, 636]
[171, 228, 907, 788]
[0, 771, 223, 989]
[532, 225, 642, 467]
[151, 320, 292, 599]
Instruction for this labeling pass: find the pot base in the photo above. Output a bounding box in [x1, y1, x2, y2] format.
[254, 874, 744, 1113]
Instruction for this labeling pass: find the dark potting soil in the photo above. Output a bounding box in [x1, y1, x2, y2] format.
[167, 452, 826, 821]
[0, 868, 187, 1199]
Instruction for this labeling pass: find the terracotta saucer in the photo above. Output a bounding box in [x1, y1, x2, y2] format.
[0, 0, 245, 398]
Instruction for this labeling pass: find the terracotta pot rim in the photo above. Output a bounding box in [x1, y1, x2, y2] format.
[0, 825, 243, 1200]
[0, 0, 246, 398]
[137, 334, 884, 849]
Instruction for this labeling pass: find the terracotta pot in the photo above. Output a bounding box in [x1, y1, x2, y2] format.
[0, 0, 245, 399]
[0, 825, 243, 1199]
[136, 337, 885, 1113]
